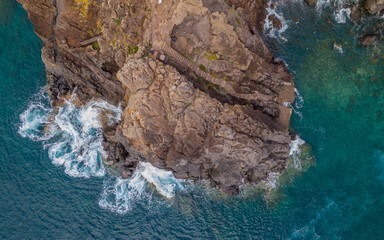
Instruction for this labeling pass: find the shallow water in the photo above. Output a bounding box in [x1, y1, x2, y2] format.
[1, 0, 384, 239]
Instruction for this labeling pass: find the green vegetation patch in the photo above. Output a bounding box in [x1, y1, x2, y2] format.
[92, 42, 99, 50]
[204, 52, 218, 61]
[128, 46, 139, 54]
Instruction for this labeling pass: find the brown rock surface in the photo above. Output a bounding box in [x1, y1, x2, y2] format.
[304, 0, 317, 7]
[350, 4, 362, 23]
[117, 59, 291, 193]
[365, 0, 384, 14]
[18, 0, 296, 194]
[359, 34, 377, 46]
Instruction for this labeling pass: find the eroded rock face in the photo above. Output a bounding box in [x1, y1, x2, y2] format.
[18, 0, 295, 194]
[225, 0, 268, 34]
[17, 0, 151, 106]
[117, 59, 291, 193]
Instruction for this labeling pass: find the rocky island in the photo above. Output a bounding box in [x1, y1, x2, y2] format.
[16, 0, 300, 194]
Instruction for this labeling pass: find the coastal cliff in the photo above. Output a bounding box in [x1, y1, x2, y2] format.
[17, 0, 296, 194]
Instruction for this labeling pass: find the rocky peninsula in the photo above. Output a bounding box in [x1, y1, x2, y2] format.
[17, 0, 300, 194]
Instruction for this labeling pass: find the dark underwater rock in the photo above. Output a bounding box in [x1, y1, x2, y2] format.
[304, 0, 317, 7]
[365, 0, 384, 14]
[359, 34, 377, 46]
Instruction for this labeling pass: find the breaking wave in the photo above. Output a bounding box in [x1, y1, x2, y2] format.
[260, 135, 307, 191]
[19, 89, 310, 212]
[19, 91, 53, 141]
[264, 1, 290, 39]
[19, 91, 122, 178]
[264, 0, 360, 39]
[334, 7, 351, 24]
[99, 162, 188, 214]
[283, 88, 304, 120]
[289, 135, 306, 170]
[19, 90, 187, 213]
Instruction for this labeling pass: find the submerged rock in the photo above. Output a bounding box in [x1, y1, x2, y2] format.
[359, 34, 378, 46]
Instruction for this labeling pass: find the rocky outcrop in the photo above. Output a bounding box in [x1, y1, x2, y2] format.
[365, 0, 384, 14]
[225, 0, 268, 34]
[18, 0, 295, 194]
[359, 34, 378, 46]
[117, 58, 291, 193]
[350, 4, 362, 23]
[17, 0, 151, 106]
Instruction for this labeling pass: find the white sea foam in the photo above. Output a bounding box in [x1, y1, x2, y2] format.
[19, 92, 122, 178]
[316, 0, 357, 19]
[264, 0, 290, 39]
[46, 100, 122, 178]
[292, 88, 304, 120]
[334, 7, 351, 24]
[99, 162, 187, 214]
[284, 88, 304, 120]
[140, 162, 187, 198]
[99, 175, 147, 214]
[262, 172, 281, 189]
[264, 0, 359, 40]
[20, 91, 188, 213]
[294, 88, 304, 109]
[260, 136, 305, 190]
[289, 135, 306, 170]
[18, 92, 53, 141]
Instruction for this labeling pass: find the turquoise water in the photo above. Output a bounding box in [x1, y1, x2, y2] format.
[1, 0, 384, 239]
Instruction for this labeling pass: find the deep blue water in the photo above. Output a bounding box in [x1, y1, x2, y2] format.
[1, 0, 384, 239]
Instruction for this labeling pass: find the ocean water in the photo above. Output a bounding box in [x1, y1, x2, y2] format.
[1, 0, 384, 239]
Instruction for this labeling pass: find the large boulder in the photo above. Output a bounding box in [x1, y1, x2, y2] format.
[365, 0, 384, 14]
[359, 34, 377, 46]
[350, 5, 362, 23]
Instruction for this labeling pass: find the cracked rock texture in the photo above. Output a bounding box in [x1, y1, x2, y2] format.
[18, 0, 295, 194]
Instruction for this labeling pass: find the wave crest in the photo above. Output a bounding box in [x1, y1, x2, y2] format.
[99, 162, 188, 214]
[19, 91, 121, 178]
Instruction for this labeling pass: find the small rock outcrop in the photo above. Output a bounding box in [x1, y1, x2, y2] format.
[359, 34, 378, 46]
[350, 4, 362, 23]
[268, 14, 283, 30]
